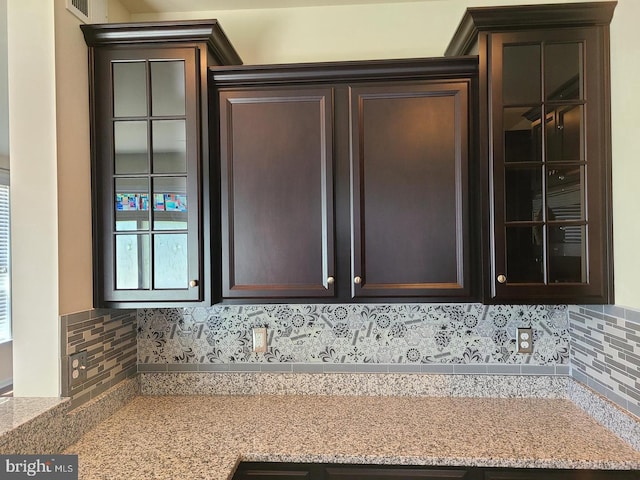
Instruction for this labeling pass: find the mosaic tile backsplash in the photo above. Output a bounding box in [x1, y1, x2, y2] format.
[61, 309, 137, 408]
[569, 304, 640, 419]
[138, 304, 570, 367]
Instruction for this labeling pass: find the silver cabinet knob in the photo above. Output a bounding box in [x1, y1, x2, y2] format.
[327, 276, 335, 285]
[497, 274, 507, 284]
[354, 276, 362, 285]
[189, 279, 198, 288]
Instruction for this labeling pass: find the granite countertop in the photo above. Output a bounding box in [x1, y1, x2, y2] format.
[0, 397, 68, 438]
[64, 394, 640, 480]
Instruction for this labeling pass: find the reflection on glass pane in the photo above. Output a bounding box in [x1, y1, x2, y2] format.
[504, 108, 542, 163]
[115, 234, 150, 290]
[545, 43, 582, 101]
[503, 44, 541, 105]
[152, 120, 187, 174]
[545, 105, 583, 162]
[506, 227, 544, 283]
[547, 166, 584, 221]
[151, 61, 186, 116]
[115, 178, 149, 231]
[153, 177, 187, 231]
[115, 121, 148, 174]
[549, 225, 586, 283]
[505, 168, 542, 222]
[113, 62, 147, 117]
[154, 234, 188, 289]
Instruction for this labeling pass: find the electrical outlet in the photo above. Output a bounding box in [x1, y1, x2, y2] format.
[517, 328, 533, 354]
[69, 350, 88, 387]
[253, 327, 268, 353]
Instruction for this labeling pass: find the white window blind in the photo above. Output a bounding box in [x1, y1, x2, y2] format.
[0, 181, 10, 343]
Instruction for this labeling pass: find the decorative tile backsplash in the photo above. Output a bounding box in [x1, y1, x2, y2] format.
[569, 305, 640, 419]
[138, 304, 570, 367]
[61, 309, 137, 408]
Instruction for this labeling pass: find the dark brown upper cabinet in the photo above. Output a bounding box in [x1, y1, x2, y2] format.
[211, 58, 478, 302]
[82, 21, 241, 308]
[446, 2, 616, 304]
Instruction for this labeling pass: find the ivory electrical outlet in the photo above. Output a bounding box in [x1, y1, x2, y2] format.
[253, 327, 268, 353]
[517, 328, 533, 354]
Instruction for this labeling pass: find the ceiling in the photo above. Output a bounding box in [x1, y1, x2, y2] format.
[118, 0, 438, 14]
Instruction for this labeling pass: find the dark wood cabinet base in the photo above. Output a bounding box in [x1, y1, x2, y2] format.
[233, 462, 640, 480]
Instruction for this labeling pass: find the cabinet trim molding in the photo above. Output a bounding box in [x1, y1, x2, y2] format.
[81, 20, 242, 66]
[210, 57, 478, 88]
[445, 1, 617, 56]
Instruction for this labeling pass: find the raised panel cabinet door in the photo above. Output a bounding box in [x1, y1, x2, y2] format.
[489, 27, 612, 303]
[350, 81, 471, 298]
[93, 47, 203, 305]
[219, 88, 335, 298]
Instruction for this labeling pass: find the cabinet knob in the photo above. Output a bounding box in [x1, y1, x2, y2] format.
[354, 276, 362, 285]
[189, 279, 198, 288]
[327, 276, 335, 285]
[497, 274, 507, 284]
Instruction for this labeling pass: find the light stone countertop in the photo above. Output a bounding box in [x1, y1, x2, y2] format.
[0, 397, 68, 438]
[63, 394, 640, 480]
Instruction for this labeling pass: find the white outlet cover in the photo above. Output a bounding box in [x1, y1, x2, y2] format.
[253, 328, 268, 353]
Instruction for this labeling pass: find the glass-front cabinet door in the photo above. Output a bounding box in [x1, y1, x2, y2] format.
[490, 28, 611, 302]
[94, 47, 202, 304]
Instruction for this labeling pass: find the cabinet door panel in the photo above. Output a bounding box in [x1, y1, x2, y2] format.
[350, 82, 470, 298]
[489, 28, 611, 303]
[94, 47, 202, 304]
[220, 88, 335, 298]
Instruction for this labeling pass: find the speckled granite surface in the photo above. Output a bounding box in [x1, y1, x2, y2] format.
[0, 378, 138, 455]
[139, 372, 570, 398]
[569, 380, 640, 451]
[0, 397, 70, 453]
[0, 397, 67, 436]
[3, 374, 639, 479]
[140, 372, 640, 449]
[64, 394, 640, 480]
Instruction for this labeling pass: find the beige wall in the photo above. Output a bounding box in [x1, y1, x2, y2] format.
[132, 0, 640, 310]
[55, 0, 93, 316]
[130, 2, 458, 62]
[129, 0, 595, 62]
[108, 0, 131, 23]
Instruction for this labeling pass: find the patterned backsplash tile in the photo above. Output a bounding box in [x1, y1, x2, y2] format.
[138, 304, 569, 366]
